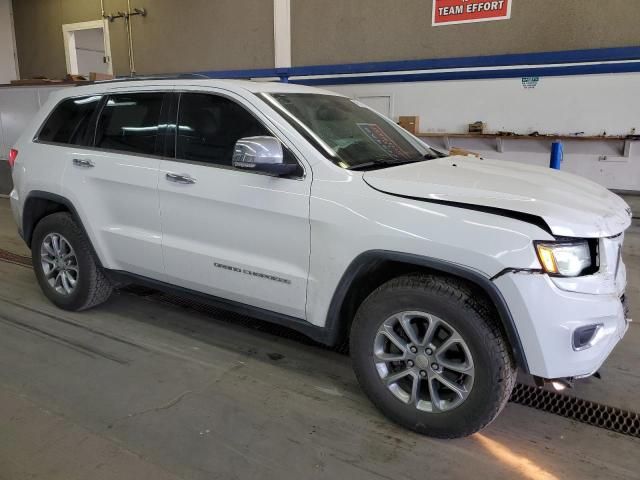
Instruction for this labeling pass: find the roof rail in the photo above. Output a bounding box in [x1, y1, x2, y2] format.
[94, 73, 211, 83]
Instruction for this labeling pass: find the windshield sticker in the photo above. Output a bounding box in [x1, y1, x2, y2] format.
[357, 123, 410, 159]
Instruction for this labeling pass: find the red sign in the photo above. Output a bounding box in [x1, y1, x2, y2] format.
[432, 0, 512, 26]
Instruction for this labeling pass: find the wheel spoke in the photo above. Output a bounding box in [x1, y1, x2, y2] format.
[51, 235, 61, 256]
[433, 372, 469, 400]
[427, 378, 442, 412]
[43, 242, 56, 257]
[374, 351, 406, 362]
[61, 272, 72, 294]
[45, 267, 58, 278]
[41, 255, 56, 266]
[409, 375, 421, 407]
[423, 316, 441, 346]
[438, 358, 474, 374]
[66, 271, 77, 286]
[379, 324, 408, 353]
[383, 369, 412, 386]
[398, 313, 422, 346]
[437, 332, 463, 354]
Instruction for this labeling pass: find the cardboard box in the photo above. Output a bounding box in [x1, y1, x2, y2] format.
[468, 121, 485, 134]
[89, 72, 114, 81]
[399, 116, 420, 135]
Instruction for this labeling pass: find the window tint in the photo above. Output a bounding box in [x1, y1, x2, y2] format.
[95, 93, 164, 155]
[176, 93, 271, 166]
[38, 95, 102, 145]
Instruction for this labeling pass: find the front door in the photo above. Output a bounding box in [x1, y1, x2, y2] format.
[158, 90, 311, 319]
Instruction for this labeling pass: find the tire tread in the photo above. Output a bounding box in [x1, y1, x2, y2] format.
[32, 212, 112, 311]
[350, 273, 516, 438]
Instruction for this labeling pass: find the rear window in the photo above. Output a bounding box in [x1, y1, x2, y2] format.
[94, 93, 165, 156]
[37, 95, 102, 145]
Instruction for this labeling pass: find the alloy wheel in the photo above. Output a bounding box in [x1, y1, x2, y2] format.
[373, 311, 475, 412]
[40, 233, 79, 296]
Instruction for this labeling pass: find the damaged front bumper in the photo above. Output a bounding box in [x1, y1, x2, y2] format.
[494, 272, 629, 380]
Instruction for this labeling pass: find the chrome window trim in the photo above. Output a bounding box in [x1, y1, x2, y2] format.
[31, 140, 170, 162]
[31, 87, 309, 182]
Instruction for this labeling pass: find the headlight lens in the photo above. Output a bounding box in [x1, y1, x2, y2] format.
[535, 241, 592, 277]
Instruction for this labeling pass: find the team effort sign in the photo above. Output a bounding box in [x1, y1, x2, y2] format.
[432, 0, 512, 26]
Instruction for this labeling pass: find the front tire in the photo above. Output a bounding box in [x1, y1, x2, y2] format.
[350, 274, 516, 438]
[32, 212, 113, 311]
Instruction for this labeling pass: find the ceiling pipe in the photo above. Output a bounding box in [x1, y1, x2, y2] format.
[103, 0, 146, 77]
[126, 0, 135, 76]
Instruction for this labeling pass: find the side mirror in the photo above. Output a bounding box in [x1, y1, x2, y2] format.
[232, 136, 298, 176]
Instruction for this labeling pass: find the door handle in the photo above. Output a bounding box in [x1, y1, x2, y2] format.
[166, 172, 196, 184]
[73, 158, 94, 168]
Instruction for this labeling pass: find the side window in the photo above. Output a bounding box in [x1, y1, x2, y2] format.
[95, 93, 164, 155]
[38, 95, 102, 145]
[176, 93, 271, 166]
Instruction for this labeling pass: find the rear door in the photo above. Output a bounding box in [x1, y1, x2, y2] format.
[60, 88, 170, 278]
[157, 89, 311, 318]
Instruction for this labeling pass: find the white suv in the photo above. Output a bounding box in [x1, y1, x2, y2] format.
[8, 79, 632, 438]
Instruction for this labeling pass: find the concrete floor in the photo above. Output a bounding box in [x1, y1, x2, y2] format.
[0, 198, 638, 480]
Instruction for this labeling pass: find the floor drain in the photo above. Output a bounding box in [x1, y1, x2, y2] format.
[510, 383, 639, 438]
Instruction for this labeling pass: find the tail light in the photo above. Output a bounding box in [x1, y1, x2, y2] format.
[8, 148, 18, 168]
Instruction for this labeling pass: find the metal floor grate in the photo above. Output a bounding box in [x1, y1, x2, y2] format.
[511, 383, 639, 437]
[0, 248, 31, 267]
[1, 248, 638, 438]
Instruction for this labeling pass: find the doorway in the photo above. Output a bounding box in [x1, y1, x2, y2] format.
[62, 20, 113, 78]
[356, 95, 392, 118]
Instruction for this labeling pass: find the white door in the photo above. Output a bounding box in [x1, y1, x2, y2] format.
[158, 90, 311, 318]
[61, 90, 168, 278]
[62, 20, 113, 77]
[356, 95, 392, 118]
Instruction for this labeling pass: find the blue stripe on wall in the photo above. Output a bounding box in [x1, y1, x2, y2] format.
[195, 46, 640, 84]
[289, 62, 640, 86]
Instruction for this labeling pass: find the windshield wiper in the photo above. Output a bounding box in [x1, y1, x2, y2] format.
[424, 147, 448, 160]
[348, 158, 423, 171]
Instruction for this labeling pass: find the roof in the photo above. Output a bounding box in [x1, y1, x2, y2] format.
[48, 78, 343, 100]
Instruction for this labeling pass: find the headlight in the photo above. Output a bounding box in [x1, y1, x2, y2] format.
[535, 241, 593, 277]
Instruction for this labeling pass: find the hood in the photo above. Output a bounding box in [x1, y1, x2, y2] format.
[363, 156, 632, 238]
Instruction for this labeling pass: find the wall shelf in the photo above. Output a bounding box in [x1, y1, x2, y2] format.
[417, 133, 638, 158]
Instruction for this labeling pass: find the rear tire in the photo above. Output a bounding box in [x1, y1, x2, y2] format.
[350, 274, 516, 438]
[31, 212, 113, 311]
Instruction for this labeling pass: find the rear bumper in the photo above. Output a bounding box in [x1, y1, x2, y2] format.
[495, 272, 629, 379]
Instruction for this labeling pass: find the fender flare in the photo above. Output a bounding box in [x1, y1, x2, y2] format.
[22, 191, 104, 267]
[324, 250, 530, 372]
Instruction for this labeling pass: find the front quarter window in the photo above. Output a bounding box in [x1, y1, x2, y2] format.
[260, 92, 443, 170]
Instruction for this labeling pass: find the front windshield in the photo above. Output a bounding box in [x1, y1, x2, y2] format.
[260, 93, 442, 170]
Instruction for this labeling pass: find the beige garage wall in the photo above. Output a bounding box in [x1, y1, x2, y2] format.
[13, 0, 275, 79]
[291, 0, 640, 66]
